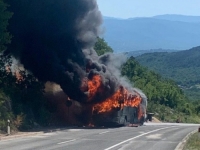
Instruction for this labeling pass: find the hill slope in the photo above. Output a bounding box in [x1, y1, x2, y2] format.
[135, 46, 200, 100]
[121, 57, 200, 123]
[102, 15, 200, 52]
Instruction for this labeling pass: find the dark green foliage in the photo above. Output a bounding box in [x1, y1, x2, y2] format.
[0, 91, 14, 132]
[0, 57, 15, 131]
[0, 55, 50, 131]
[0, 0, 12, 52]
[135, 46, 200, 101]
[122, 57, 187, 109]
[147, 101, 200, 123]
[94, 37, 113, 56]
[0, 0, 13, 131]
[136, 46, 200, 86]
[121, 57, 200, 123]
[193, 101, 200, 115]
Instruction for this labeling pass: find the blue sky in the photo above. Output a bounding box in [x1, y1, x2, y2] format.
[97, 0, 200, 19]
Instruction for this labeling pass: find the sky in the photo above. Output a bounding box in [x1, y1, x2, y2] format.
[97, 0, 200, 19]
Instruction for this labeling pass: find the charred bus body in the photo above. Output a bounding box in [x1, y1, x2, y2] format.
[92, 106, 145, 127]
[118, 105, 145, 125]
[92, 91, 147, 127]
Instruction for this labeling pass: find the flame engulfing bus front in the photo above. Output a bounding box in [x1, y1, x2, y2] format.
[92, 87, 147, 127]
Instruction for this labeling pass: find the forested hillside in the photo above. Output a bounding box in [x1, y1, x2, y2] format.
[94, 39, 200, 123]
[121, 57, 200, 123]
[135, 46, 200, 100]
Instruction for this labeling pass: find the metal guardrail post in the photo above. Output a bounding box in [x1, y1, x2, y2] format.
[7, 119, 10, 135]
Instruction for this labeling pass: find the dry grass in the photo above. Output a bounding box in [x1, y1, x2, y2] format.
[14, 114, 24, 128]
[152, 117, 162, 123]
[184, 132, 200, 150]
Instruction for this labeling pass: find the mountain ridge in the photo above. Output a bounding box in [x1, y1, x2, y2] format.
[102, 14, 200, 52]
[152, 14, 200, 23]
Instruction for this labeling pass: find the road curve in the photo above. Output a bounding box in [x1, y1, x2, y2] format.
[0, 123, 199, 150]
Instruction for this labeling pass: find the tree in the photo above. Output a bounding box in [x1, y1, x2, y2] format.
[0, 0, 12, 52]
[0, 54, 50, 130]
[195, 104, 200, 114]
[94, 37, 113, 56]
[121, 57, 188, 109]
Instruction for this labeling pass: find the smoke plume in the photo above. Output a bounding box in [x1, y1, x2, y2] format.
[6, 0, 107, 102]
[6, 0, 147, 111]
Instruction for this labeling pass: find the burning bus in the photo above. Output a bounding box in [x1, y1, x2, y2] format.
[45, 81, 147, 127]
[79, 64, 148, 127]
[91, 86, 147, 127]
[92, 105, 146, 127]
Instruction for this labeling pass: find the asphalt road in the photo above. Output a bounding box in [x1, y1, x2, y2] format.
[0, 123, 199, 150]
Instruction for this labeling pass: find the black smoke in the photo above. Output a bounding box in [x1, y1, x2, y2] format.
[6, 0, 119, 103]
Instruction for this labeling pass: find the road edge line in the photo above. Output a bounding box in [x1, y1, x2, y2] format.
[104, 126, 172, 150]
[174, 129, 197, 150]
[57, 139, 76, 145]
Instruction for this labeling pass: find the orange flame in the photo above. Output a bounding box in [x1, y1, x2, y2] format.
[88, 123, 95, 127]
[93, 87, 142, 114]
[5, 65, 11, 73]
[15, 71, 23, 81]
[5, 65, 23, 81]
[137, 104, 143, 120]
[81, 74, 142, 114]
[87, 75, 101, 100]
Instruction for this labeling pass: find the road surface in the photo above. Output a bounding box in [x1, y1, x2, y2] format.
[0, 123, 199, 150]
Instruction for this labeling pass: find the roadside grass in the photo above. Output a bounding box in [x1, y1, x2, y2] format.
[184, 132, 200, 150]
[147, 103, 200, 123]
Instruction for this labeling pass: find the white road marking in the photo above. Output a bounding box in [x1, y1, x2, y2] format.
[68, 129, 82, 132]
[57, 139, 76, 145]
[99, 131, 110, 135]
[146, 133, 162, 139]
[104, 126, 173, 150]
[144, 122, 200, 126]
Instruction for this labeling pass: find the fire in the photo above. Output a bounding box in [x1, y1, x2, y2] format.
[14, 71, 24, 83]
[93, 86, 142, 114]
[137, 105, 143, 120]
[5, 65, 24, 83]
[81, 71, 143, 116]
[88, 123, 95, 127]
[5, 65, 11, 73]
[87, 75, 101, 100]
